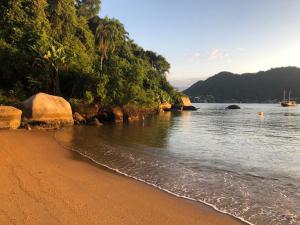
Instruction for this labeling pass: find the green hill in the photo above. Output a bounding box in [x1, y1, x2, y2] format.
[183, 67, 300, 103]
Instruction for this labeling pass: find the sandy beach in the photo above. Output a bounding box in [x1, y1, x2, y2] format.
[0, 130, 243, 225]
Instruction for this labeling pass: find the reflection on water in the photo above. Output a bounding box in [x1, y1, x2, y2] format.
[96, 112, 174, 148]
[56, 104, 300, 225]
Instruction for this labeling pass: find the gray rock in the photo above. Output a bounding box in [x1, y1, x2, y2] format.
[226, 105, 241, 109]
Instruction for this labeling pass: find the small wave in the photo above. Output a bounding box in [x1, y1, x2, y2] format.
[54, 131, 253, 225]
[284, 113, 300, 117]
[244, 173, 280, 181]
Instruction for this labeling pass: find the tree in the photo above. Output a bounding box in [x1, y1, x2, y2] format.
[0, 0, 180, 108]
[94, 17, 128, 70]
[34, 46, 69, 95]
[76, 0, 101, 19]
[47, 0, 95, 74]
[0, 0, 51, 97]
[0, 0, 50, 51]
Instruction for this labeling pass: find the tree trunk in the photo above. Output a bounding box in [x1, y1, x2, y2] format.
[100, 56, 104, 71]
[51, 66, 61, 96]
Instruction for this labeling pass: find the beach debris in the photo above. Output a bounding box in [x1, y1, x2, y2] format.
[25, 124, 32, 131]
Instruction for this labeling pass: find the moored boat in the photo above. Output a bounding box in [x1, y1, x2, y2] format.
[281, 89, 297, 107]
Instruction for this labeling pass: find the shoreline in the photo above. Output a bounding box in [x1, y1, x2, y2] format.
[56, 131, 251, 225]
[0, 129, 244, 225]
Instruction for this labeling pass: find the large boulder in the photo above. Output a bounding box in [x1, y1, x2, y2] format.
[181, 96, 192, 106]
[0, 106, 22, 129]
[159, 102, 172, 112]
[181, 96, 198, 111]
[21, 93, 73, 126]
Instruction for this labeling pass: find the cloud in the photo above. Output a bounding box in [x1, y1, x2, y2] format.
[208, 49, 230, 60]
[186, 48, 244, 63]
[193, 52, 201, 58]
[169, 78, 201, 91]
[236, 47, 246, 51]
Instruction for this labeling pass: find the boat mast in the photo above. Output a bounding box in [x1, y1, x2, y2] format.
[283, 89, 286, 102]
[289, 89, 291, 101]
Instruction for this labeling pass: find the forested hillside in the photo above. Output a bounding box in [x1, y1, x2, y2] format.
[0, 0, 181, 107]
[184, 67, 300, 103]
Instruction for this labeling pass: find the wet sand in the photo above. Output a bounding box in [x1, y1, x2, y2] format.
[0, 130, 244, 225]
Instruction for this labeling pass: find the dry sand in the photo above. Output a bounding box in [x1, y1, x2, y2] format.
[0, 130, 244, 225]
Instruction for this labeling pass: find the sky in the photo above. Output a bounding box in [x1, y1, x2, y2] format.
[101, 0, 300, 90]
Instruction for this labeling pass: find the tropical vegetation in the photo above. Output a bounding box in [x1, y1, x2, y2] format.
[0, 0, 181, 107]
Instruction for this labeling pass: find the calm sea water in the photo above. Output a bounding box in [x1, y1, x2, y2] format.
[55, 103, 300, 225]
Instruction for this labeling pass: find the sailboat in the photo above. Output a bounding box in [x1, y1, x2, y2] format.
[281, 89, 297, 107]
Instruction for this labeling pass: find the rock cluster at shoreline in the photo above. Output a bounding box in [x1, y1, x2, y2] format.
[0, 93, 197, 130]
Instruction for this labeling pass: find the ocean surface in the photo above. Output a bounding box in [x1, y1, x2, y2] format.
[55, 103, 300, 225]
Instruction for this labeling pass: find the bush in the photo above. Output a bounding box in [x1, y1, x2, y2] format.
[84, 91, 94, 104]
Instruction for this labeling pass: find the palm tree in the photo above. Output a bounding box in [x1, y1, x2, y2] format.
[94, 17, 128, 70]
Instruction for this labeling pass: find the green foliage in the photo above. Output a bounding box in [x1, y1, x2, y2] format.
[0, 90, 10, 104]
[76, 0, 101, 19]
[34, 45, 69, 95]
[84, 90, 94, 104]
[0, 0, 51, 52]
[0, 0, 180, 108]
[0, 0, 51, 97]
[94, 17, 128, 70]
[47, 0, 95, 73]
[95, 73, 109, 101]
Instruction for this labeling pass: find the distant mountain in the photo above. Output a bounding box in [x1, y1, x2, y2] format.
[183, 67, 300, 103]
